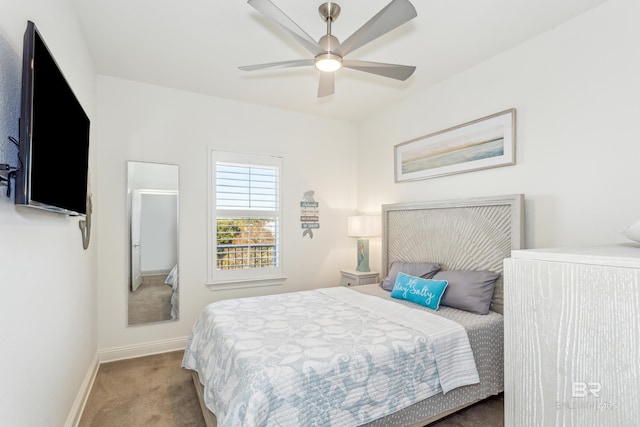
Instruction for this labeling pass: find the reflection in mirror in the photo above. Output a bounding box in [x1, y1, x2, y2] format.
[127, 161, 179, 326]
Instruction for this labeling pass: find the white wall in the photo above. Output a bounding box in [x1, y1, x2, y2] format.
[129, 161, 179, 191]
[96, 76, 358, 352]
[140, 193, 177, 273]
[0, 1, 98, 426]
[357, 0, 640, 275]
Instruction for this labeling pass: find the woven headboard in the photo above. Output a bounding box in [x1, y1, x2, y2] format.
[381, 194, 524, 314]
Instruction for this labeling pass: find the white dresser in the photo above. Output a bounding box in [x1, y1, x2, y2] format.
[504, 244, 640, 426]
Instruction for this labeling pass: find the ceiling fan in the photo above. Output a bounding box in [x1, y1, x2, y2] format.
[239, 0, 417, 97]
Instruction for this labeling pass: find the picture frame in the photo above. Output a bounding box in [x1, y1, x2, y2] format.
[394, 109, 515, 182]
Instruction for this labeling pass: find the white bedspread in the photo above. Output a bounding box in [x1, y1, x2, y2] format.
[182, 287, 479, 427]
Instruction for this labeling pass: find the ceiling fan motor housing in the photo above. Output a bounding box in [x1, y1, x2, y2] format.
[319, 34, 340, 52]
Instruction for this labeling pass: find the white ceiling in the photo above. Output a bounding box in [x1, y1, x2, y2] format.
[70, 0, 608, 122]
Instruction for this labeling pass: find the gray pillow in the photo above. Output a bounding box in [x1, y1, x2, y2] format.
[381, 261, 441, 291]
[434, 270, 500, 315]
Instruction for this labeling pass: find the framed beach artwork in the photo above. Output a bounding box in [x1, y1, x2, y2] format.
[394, 109, 515, 182]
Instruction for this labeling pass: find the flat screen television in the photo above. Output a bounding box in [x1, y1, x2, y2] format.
[15, 20, 90, 216]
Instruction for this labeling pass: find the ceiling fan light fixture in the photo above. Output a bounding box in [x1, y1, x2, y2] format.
[315, 53, 342, 72]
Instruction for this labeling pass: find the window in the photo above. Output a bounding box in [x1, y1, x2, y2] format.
[208, 150, 284, 288]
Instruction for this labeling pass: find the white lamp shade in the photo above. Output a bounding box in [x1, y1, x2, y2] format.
[621, 218, 640, 243]
[348, 215, 381, 237]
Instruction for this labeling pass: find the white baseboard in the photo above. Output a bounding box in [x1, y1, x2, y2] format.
[64, 353, 100, 427]
[99, 336, 189, 363]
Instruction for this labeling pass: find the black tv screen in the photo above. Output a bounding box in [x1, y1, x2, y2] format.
[15, 21, 90, 216]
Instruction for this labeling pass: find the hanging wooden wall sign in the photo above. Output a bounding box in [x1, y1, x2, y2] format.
[300, 190, 319, 238]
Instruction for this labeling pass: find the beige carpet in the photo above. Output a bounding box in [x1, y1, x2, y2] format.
[79, 351, 205, 427]
[79, 350, 503, 426]
[128, 275, 173, 325]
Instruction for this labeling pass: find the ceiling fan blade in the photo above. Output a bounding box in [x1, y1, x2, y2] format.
[247, 0, 323, 56]
[343, 60, 416, 81]
[239, 59, 314, 71]
[334, 0, 417, 58]
[317, 72, 335, 97]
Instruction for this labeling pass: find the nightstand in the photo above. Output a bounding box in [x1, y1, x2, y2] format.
[340, 270, 379, 287]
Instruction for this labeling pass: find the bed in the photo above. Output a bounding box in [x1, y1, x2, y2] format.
[183, 194, 524, 426]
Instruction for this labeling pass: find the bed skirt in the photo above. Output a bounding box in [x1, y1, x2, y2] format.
[191, 370, 489, 427]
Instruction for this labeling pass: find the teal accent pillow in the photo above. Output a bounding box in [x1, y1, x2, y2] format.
[390, 272, 449, 310]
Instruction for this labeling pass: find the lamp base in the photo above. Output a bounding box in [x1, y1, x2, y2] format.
[355, 238, 370, 272]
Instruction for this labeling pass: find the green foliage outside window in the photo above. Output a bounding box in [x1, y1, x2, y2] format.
[216, 218, 276, 270]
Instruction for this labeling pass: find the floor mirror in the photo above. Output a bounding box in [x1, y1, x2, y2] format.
[127, 161, 179, 326]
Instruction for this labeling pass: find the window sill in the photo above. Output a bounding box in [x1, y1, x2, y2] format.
[206, 276, 287, 291]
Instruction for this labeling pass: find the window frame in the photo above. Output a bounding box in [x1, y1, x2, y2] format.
[207, 149, 285, 290]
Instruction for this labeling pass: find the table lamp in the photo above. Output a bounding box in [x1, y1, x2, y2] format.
[348, 215, 381, 272]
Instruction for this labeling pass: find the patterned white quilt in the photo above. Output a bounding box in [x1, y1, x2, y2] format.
[182, 287, 479, 427]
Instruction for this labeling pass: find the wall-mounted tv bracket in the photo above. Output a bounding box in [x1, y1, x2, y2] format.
[0, 136, 20, 197]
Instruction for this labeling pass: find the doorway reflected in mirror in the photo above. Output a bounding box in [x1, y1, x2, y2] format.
[127, 161, 179, 326]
